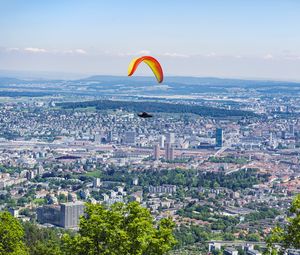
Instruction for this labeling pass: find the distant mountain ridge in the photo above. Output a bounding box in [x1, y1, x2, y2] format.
[1, 74, 300, 87]
[0, 75, 300, 98]
[79, 75, 300, 87]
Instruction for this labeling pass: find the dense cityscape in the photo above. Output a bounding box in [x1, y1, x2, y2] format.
[0, 76, 300, 254]
[2, 1, 300, 254]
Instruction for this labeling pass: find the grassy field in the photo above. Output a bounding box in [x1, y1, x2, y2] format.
[85, 169, 102, 178]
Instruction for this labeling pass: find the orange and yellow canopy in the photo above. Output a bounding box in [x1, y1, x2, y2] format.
[128, 56, 163, 83]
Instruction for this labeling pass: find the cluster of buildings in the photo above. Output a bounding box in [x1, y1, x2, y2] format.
[210, 242, 300, 255]
[0, 92, 299, 252]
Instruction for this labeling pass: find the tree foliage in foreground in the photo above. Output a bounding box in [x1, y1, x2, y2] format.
[1, 202, 176, 255]
[63, 202, 176, 255]
[0, 211, 29, 255]
[266, 194, 300, 255]
[23, 221, 64, 255]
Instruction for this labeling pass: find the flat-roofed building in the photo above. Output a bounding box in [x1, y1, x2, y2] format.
[60, 201, 85, 229]
[149, 185, 177, 194]
[247, 249, 262, 255]
[37, 201, 85, 229]
[37, 205, 61, 226]
[287, 249, 300, 255]
[224, 247, 238, 255]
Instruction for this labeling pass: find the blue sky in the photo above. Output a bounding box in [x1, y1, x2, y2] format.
[1, 0, 300, 80]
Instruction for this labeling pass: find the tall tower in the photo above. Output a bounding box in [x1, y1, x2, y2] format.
[169, 146, 174, 161]
[166, 132, 175, 144]
[107, 131, 113, 142]
[60, 201, 85, 229]
[289, 124, 295, 136]
[159, 135, 165, 148]
[153, 144, 160, 160]
[216, 128, 223, 147]
[165, 143, 174, 161]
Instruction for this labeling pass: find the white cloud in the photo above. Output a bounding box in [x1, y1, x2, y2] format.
[6, 47, 20, 52]
[136, 50, 151, 55]
[206, 52, 217, 57]
[74, 49, 87, 54]
[263, 54, 273, 60]
[116, 50, 151, 57]
[50, 48, 88, 55]
[24, 47, 47, 53]
[282, 53, 300, 60]
[163, 52, 189, 58]
[10, 47, 88, 55]
[62, 50, 73, 54]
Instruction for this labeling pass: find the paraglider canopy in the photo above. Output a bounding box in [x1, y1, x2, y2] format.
[128, 56, 163, 83]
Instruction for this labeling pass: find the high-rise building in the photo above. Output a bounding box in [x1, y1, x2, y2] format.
[165, 143, 174, 161]
[153, 144, 160, 160]
[26, 170, 35, 180]
[107, 131, 113, 142]
[60, 201, 85, 229]
[37, 201, 85, 229]
[93, 178, 101, 188]
[169, 146, 174, 160]
[216, 128, 223, 147]
[37, 205, 61, 226]
[269, 132, 273, 143]
[94, 133, 101, 143]
[124, 131, 136, 145]
[159, 135, 165, 148]
[289, 124, 295, 135]
[166, 133, 175, 144]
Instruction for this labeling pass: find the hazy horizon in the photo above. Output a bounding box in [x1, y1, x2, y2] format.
[1, 0, 300, 80]
[2, 69, 300, 83]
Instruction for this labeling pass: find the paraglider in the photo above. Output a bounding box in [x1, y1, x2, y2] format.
[128, 56, 163, 118]
[137, 112, 153, 118]
[128, 56, 163, 83]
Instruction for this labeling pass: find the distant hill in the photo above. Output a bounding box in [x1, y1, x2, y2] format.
[79, 75, 300, 88]
[75, 75, 300, 96]
[0, 75, 300, 97]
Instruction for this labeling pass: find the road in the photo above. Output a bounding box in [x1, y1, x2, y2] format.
[225, 162, 256, 175]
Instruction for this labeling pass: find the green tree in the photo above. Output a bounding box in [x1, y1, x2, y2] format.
[246, 233, 260, 242]
[224, 233, 235, 241]
[63, 202, 176, 255]
[58, 194, 67, 203]
[0, 211, 29, 255]
[266, 194, 300, 255]
[23, 222, 63, 255]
